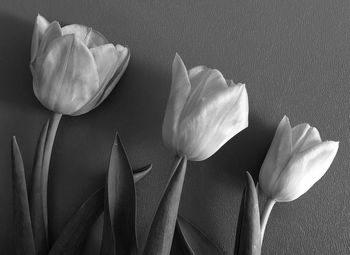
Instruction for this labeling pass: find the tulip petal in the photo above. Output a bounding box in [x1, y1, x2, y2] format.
[94, 45, 129, 105]
[259, 116, 292, 198]
[31, 14, 50, 63]
[70, 45, 130, 116]
[36, 34, 99, 114]
[183, 67, 228, 119]
[273, 141, 339, 202]
[90, 44, 118, 87]
[177, 83, 248, 161]
[162, 54, 191, 152]
[292, 125, 322, 154]
[62, 24, 108, 48]
[36, 21, 62, 62]
[291, 123, 309, 147]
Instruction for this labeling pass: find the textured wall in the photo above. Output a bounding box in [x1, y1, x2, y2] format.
[0, 0, 349, 254]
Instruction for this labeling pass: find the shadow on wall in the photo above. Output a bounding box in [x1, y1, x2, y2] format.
[0, 12, 42, 110]
[0, 12, 39, 255]
[179, 111, 275, 253]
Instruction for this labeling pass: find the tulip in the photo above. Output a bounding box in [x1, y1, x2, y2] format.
[259, 116, 339, 243]
[144, 54, 248, 255]
[30, 14, 130, 115]
[28, 15, 130, 254]
[162, 54, 249, 161]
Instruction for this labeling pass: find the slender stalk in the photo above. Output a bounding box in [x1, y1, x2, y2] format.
[42, 112, 62, 236]
[30, 111, 62, 254]
[260, 198, 276, 244]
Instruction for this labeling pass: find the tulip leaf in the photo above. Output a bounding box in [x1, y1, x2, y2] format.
[100, 134, 138, 255]
[29, 113, 61, 255]
[174, 215, 224, 255]
[133, 163, 152, 183]
[234, 172, 261, 255]
[143, 157, 187, 255]
[12, 137, 36, 255]
[29, 120, 49, 255]
[234, 185, 245, 255]
[47, 163, 151, 255]
[48, 187, 104, 255]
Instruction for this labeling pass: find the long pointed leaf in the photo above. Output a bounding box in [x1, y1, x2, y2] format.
[234, 186, 245, 255]
[48, 187, 104, 255]
[100, 134, 138, 255]
[172, 221, 195, 255]
[29, 120, 49, 254]
[143, 157, 187, 255]
[234, 172, 261, 255]
[30, 113, 61, 255]
[12, 137, 36, 255]
[48, 163, 151, 255]
[173, 215, 223, 255]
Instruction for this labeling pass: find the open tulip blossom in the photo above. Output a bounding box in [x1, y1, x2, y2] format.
[258, 116, 339, 242]
[30, 14, 130, 115]
[162, 53, 249, 161]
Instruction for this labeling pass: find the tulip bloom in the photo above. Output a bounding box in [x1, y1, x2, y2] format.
[162, 54, 249, 161]
[28, 15, 130, 253]
[259, 116, 338, 242]
[30, 14, 130, 115]
[144, 54, 248, 255]
[259, 116, 339, 202]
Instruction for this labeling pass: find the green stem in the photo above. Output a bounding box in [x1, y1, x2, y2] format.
[260, 198, 276, 244]
[42, 112, 62, 236]
[29, 112, 62, 254]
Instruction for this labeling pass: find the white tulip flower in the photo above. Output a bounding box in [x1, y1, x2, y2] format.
[30, 14, 130, 115]
[259, 116, 339, 202]
[162, 54, 249, 161]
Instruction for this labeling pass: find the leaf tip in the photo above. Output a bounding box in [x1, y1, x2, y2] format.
[113, 132, 121, 146]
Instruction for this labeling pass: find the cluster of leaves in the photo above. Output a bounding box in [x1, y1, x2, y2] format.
[12, 122, 225, 255]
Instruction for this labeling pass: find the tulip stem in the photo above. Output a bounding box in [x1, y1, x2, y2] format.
[42, 112, 62, 236]
[260, 198, 276, 244]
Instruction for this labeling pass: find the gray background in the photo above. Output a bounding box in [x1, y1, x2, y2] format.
[0, 0, 349, 254]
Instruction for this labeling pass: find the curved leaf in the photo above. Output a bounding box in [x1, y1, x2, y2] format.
[234, 172, 261, 255]
[48, 188, 104, 255]
[133, 163, 152, 183]
[48, 162, 151, 255]
[100, 134, 137, 255]
[173, 215, 223, 255]
[29, 113, 62, 255]
[29, 120, 49, 255]
[12, 137, 36, 255]
[143, 157, 187, 255]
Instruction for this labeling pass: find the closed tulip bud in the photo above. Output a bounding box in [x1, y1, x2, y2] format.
[30, 14, 130, 115]
[259, 116, 339, 202]
[162, 54, 249, 161]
